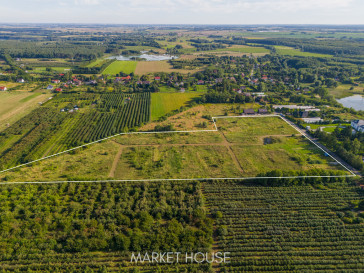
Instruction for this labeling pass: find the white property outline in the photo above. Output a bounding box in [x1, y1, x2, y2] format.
[0, 114, 357, 183]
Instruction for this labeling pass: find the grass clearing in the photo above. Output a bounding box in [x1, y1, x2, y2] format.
[213, 45, 270, 54]
[328, 83, 364, 98]
[232, 136, 341, 176]
[0, 141, 119, 182]
[151, 92, 202, 120]
[0, 91, 50, 131]
[275, 46, 332, 57]
[217, 116, 297, 143]
[135, 60, 200, 75]
[114, 145, 241, 180]
[102, 61, 137, 75]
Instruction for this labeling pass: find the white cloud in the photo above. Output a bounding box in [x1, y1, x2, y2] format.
[75, 0, 100, 5]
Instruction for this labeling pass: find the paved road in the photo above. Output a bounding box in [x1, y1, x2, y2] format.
[280, 115, 361, 176]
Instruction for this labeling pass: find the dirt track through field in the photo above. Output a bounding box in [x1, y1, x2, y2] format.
[108, 145, 123, 178]
[219, 131, 244, 173]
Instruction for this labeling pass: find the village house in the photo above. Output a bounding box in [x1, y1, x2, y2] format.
[0, 86, 7, 91]
[46, 85, 54, 90]
[154, 76, 161, 81]
[52, 79, 61, 84]
[258, 108, 268, 114]
[17, 78, 25, 83]
[197, 80, 205, 85]
[351, 120, 364, 133]
[121, 75, 131, 81]
[54, 88, 62, 92]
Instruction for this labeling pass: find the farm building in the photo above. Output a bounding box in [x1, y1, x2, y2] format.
[46, 85, 54, 90]
[351, 120, 364, 133]
[17, 78, 25, 83]
[0, 86, 7, 91]
[302, 117, 323, 124]
[243, 109, 255, 115]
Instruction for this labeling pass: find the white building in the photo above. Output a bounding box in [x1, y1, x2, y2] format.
[273, 105, 320, 111]
[351, 120, 364, 133]
[302, 117, 323, 124]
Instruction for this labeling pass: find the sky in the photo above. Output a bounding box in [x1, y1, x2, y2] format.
[0, 0, 363, 25]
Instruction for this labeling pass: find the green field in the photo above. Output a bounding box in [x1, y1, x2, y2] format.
[275, 46, 332, 57]
[328, 83, 364, 98]
[86, 58, 107, 68]
[33, 67, 71, 72]
[102, 61, 137, 75]
[151, 92, 202, 120]
[213, 45, 269, 54]
[0, 91, 49, 132]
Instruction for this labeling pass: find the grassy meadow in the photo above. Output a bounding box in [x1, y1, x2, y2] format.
[102, 60, 137, 75]
[275, 46, 332, 57]
[0, 90, 50, 131]
[0, 113, 349, 182]
[151, 92, 202, 120]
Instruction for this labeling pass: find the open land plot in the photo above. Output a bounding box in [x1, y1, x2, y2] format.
[231, 136, 344, 176]
[216, 116, 298, 143]
[102, 60, 137, 75]
[134, 60, 201, 75]
[151, 92, 203, 120]
[0, 140, 119, 182]
[114, 145, 242, 180]
[0, 91, 50, 131]
[0, 111, 349, 182]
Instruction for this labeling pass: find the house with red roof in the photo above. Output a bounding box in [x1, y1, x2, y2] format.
[0, 86, 7, 91]
[121, 75, 131, 81]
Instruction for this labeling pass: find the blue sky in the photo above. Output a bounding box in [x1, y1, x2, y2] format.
[0, 0, 363, 24]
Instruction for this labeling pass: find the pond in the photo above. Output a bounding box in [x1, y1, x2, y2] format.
[337, 95, 364, 111]
[109, 53, 178, 62]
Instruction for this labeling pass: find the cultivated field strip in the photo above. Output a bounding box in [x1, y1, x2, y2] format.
[204, 181, 364, 272]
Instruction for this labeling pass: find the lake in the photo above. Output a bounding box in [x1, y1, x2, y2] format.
[337, 95, 364, 111]
[109, 53, 178, 61]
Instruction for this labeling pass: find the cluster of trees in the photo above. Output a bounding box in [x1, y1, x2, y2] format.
[313, 127, 364, 172]
[256, 169, 351, 186]
[0, 181, 213, 271]
[250, 38, 364, 56]
[0, 41, 106, 60]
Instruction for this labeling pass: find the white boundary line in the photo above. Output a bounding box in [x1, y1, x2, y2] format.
[0, 127, 219, 174]
[0, 114, 357, 184]
[0, 175, 356, 185]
